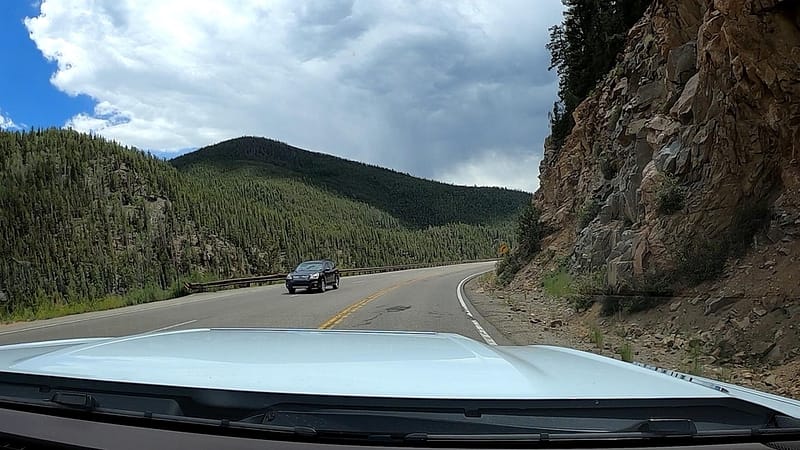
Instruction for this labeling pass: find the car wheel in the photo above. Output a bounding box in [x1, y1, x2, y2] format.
[319, 278, 326, 293]
[332, 275, 339, 289]
[287, 287, 295, 294]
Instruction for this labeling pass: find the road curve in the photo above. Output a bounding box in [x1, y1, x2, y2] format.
[0, 262, 508, 346]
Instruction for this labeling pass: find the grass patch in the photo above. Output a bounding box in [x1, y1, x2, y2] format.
[0, 274, 209, 324]
[542, 268, 607, 312]
[589, 326, 605, 349]
[618, 342, 633, 362]
[479, 271, 497, 286]
[542, 269, 574, 298]
[685, 340, 704, 376]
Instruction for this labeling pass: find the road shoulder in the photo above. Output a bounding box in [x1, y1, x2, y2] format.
[464, 275, 800, 400]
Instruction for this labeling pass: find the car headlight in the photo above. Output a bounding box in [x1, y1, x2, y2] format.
[310, 273, 320, 279]
[286, 274, 293, 280]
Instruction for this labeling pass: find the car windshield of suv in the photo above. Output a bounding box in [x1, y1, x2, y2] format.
[1, 0, 799, 448]
[296, 262, 323, 272]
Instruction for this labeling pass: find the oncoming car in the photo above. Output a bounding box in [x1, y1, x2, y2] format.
[285, 259, 340, 294]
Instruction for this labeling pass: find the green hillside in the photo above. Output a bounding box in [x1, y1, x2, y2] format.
[0, 129, 517, 319]
[171, 136, 531, 228]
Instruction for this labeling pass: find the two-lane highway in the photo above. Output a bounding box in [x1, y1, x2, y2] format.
[0, 262, 507, 346]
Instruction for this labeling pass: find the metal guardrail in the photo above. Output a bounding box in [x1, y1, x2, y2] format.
[184, 259, 497, 293]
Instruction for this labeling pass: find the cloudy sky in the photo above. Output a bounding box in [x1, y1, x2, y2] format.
[1, 0, 564, 192]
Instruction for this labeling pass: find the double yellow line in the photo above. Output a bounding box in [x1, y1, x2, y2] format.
[317, 273, 439, 330]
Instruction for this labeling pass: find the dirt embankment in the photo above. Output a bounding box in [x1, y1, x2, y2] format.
[466, 238, 800, 401]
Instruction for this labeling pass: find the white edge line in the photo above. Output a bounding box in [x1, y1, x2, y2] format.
[457, 271, 497, 346]
[143, 320, 197, 335]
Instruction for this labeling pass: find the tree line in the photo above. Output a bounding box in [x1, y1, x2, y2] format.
[547, 0, 652, 150]
[171, 136, 531, 228]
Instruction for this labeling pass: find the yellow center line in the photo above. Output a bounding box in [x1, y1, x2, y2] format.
[317, 272, 441, 330]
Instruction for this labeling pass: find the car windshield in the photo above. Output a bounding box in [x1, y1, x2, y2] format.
[296, 262, 323, 272]
[1, 0, 799, 447]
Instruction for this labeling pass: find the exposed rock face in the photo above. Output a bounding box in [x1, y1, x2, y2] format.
[535, 0, 800, 290]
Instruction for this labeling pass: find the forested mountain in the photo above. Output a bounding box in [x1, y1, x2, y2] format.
[171, 137, 530, 228]
[0, 129, 516, 318]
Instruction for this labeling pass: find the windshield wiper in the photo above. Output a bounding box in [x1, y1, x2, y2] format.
[406, 417, 800, 445]
[2, 373, 800, 445]
[403, 419, 697, 444]
[0, 391, 319, 440]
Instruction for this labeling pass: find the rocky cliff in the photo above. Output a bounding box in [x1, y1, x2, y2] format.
[523, 0, 800, 373]
[535, 0, 799, 290]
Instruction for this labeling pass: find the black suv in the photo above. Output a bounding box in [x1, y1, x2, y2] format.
[285, 260, 340, 294]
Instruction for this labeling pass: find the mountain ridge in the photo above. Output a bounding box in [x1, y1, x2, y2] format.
[171, 136, 531, 229]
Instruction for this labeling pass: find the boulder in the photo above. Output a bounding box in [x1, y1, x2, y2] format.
[765, 344, 784, 364]
[672, 72, 700, 118]
[666, 42, 698, 86]
[704, 296, 737, 315]
[636, 81, 666, 108]
[751, 340, 775, 358]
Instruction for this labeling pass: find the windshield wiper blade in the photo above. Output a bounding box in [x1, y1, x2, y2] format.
[619, 418, 697, 436]
[1, 393, 320, 439]
[407, 418, 800, 444]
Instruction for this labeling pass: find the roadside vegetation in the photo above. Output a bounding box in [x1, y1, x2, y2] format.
[1, 129, 517, 318]
[672, 202, 771, 285]
[536, 201, 771, 317]
[2, 281, 187, 323]
[495, 203, 547, 285]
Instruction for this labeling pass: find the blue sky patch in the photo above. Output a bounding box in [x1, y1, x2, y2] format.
[0, 1, 94, 129]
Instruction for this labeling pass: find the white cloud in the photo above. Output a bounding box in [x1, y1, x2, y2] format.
[25, 0, 563, 189]
[0, 109, 21, 131]
[438, 148, 542, 193]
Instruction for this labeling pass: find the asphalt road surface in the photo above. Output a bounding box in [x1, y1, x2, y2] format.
[0, 262, 510, 346]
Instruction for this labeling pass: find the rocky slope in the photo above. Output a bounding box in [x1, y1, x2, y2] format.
[525, 0, 800, 375]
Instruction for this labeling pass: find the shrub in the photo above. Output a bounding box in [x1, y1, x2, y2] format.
[541, 268, 606, 312]
[728, 202, 771, 256]
[656, 176, 686, 215]
[516, 203, 547, 258]
[619, 342, 633, 362]
[494, 204, 551, 286]
[686, 340, 704, 376]
[589, 326, 605, 349]
[577, 198, 602, 229]
[601, 271, 673, 316]
[600, 155, 618, 180]
[495, 254, 523, 286]
[570, 270, 607, 312]
[672, 202, 771, 286]
[673, 238, 728, 285]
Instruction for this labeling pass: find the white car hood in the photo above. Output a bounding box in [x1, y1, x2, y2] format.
[0, 328, 798, 417]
